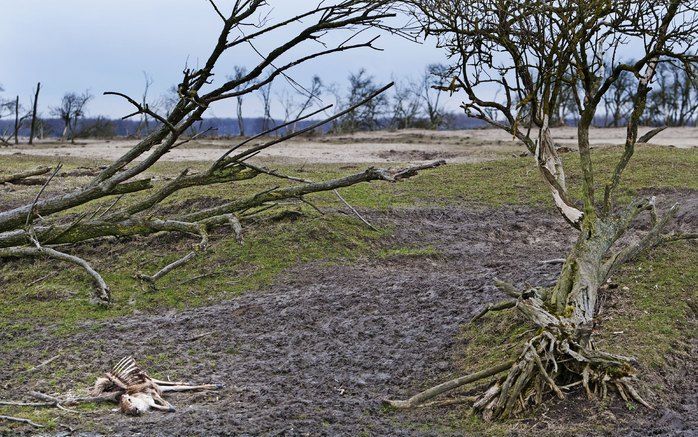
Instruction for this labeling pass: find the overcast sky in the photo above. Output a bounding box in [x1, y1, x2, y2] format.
[1, 0, 458, 119]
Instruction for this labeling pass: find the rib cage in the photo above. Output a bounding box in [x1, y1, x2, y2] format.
[108, 356, 149, 388]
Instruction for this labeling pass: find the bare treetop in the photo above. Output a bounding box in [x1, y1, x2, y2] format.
[407, 0, 698, 224]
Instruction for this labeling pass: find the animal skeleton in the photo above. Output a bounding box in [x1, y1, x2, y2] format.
[92, 356, 222, 416]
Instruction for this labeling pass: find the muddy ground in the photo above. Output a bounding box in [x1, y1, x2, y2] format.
[1, 193, 696, 436]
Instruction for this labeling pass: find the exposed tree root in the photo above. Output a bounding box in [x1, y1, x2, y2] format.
[469, 299, 516, 324]
[416, 396, 479, 408]
[386, 321, 649, 420]
[384, 361, 514, 409]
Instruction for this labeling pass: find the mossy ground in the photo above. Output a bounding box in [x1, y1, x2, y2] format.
[0, 144, 695, 434]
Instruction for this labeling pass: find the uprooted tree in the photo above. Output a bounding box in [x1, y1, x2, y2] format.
[0, 0, 442, 306]
[387, 0, 698, 420]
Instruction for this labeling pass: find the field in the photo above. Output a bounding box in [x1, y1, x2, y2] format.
[0, 129, 696, 435]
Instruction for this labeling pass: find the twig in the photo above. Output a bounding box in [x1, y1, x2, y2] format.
[206, 0, 227, 22]
[172, 127, 216, 149]
[8, 232, 111, 305]
[139, 252, 197, 285]
[98, 195, 125, 218]
[23, 355, 60, 373]
[299, 196, 325, 215]
[223, 84, 395, 164]
[0, 401, 54, 407]
[417, 396, 478, 408]
[334, 189, 377, 231]
[138, 224, 209, 284]
[26, 271, 58, 287]
[0, 415, 43, 428]
[186, 331, 215, 342]
[25, 163, 62, 227]
[103, 91, 177, 133]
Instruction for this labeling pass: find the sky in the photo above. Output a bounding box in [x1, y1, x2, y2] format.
[0, 0, 457, 119]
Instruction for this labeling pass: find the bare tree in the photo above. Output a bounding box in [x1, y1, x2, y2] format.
[0, 1, 440, 307]
[13, 96, 20, 144]
[390, 77, 422, 129]
[389, 0, 698, 419]
[161, 85, 180, 118]
[258, 80, 274, 133]
[78, 116, 116, 139]
[336, 69, 389, 132]
[5, 95, 32, 145]
[135, 72, 156, 137]
[278, 88, 300, 129]
[421, 63, 448, 129]
[29, 82, 41, 145]
[293, 75, 324, 133]
[644, 61, 698, 126]
[228, 66, 249, 136]
[50, 91, 93, 144]
[279, 75, 324, 133]
[601, 62, 637, 127]
[0, 86, 13, 144]
[551, 83, 578, 126]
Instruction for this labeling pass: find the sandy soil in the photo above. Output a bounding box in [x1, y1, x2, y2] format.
[1, 193, 695, 435]
[2, 127, 696, 164]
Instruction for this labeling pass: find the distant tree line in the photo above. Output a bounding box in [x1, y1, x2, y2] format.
[550, 60, 698, 128]
[1, 60, 695, 143]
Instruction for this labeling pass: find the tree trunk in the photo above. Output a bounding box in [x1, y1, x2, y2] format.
[29, 83, 40, 145]
[236, 97, 245, 136]
[61, 122, 69, 142]
[475, 200, 675, 420]
[70, 115, 77, 144]
[14, 96, 19, 144]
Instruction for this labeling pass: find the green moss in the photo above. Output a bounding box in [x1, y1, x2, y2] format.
[0, 211, 385, 348]
[596, 241, 697, 369]
[1, 145, 695, 346]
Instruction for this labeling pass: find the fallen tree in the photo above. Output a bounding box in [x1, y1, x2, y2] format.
[0, 0, 442, 306]
[0, 166, 51, 184]
[387, 0, 698, 420]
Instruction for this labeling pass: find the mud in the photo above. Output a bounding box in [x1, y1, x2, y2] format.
[1, 194, 696, 435]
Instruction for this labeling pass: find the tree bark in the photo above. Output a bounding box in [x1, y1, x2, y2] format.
[236, 96, 245, 136]
[29, 83, 40, 145]
[13, 96, 19, 144]
[469, 198, 678, 420]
